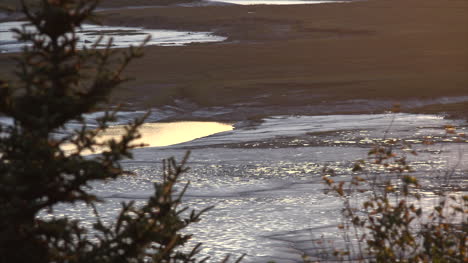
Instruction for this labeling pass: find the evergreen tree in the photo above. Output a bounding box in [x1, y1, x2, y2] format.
[0, 0, 210, 262]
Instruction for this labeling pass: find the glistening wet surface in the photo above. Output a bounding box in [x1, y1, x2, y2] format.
[61, 121, 233, 155]
[0, 22, 226, 53]
[39, 113, 467, 262]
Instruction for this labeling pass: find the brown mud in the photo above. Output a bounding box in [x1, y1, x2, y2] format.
[1, 0, 467, 119]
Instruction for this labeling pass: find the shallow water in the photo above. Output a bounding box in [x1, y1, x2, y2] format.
[0, 22, 226, 53]
[38, 113, 467, 262]
[103, 121, 233, 148]
[62, 121, 233, 155]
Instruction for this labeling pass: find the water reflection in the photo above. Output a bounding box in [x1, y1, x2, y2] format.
[0, 22, 226, 53]
[63, 121, 233, 155]
[104, 121, 233, 147]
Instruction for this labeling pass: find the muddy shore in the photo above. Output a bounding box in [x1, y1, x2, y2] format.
[0, 0, 467, 120]
[1, 2, 466, 260]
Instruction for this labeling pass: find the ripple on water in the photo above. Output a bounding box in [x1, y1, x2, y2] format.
[36, 113, 467, 262]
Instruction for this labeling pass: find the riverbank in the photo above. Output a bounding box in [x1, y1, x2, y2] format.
[0, 0, 467, 120]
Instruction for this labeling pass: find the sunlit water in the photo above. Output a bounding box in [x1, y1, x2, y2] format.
[62, 121, 233, 155]
[102, 121, 233, 147]
[35, 112, 467, 262]
[0, 22, 226, 53]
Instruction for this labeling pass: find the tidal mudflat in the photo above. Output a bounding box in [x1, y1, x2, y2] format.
[1, 0, 467, 118]
[1, 0, 467, 261]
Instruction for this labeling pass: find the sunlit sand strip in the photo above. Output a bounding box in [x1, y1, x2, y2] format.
[62, 121, 233, 155]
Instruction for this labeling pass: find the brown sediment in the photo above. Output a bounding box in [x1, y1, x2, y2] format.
[1, 0, 467, 119]
[97, 0, 204, 8]
[409, 101, 468, 120]
[0, 0, 197, 11]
